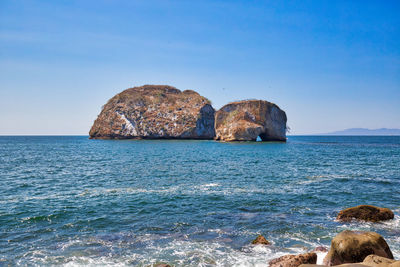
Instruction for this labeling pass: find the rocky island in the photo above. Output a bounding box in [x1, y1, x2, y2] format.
[90, 85, 287, 141]
[215, 100, 287, 141]
[89, 85, 215, 139]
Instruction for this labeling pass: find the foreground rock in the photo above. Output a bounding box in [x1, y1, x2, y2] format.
[269, 252, 317, 267]
[363, 255, 399, 267]
[89, 85, 215, 139]
[300, 264, 369, 267]
[300, 256, 400, 267]
[337, 205, 394, 222]
[251, 234, 270, 245]
[323, 230, 393, 266]
[215, 100, 287, 141]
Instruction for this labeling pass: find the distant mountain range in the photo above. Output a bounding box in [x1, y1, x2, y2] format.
[320, 128, 400, 136]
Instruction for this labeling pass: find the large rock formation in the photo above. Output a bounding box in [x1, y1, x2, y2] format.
[89, 85, 215, 139]
[337, 205, 394, 223]
[323, 231, 393, 266]
[215, 100, 287, 142]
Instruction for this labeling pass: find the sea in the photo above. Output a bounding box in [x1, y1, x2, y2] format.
[0, 136, 399, 266]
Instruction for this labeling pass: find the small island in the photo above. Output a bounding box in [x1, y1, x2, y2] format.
[89, 85, 288, 142]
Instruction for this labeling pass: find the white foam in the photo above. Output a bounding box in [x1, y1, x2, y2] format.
[316, 251, 327, 265]
[23, 233, 327, 267]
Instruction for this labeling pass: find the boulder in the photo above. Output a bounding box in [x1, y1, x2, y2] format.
[269, 252, 317, 267]
[89, 85, 215, 139]
[215, 100, 287, 142]
[251, 234, 270, 245]
[363, 255, 399, 267]
[323, 231, 393, 266]
[337, 205, 394, 222]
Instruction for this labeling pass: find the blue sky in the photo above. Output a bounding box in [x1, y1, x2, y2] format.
[0, 0, 399, 135]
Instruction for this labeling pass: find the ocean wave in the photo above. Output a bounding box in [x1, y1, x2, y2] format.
[13, 230, 333, 266]
[75, 183, 283, 198]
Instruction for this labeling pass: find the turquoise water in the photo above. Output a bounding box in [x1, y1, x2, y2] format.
[0, 136, 399, 266]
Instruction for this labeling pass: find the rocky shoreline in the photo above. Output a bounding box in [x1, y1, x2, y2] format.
[255, 205, 397, 267]
[152, 205, 398, 267]
[89, 85, 287, 142]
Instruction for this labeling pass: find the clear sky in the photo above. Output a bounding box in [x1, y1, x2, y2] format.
[1, 0, 399, 135]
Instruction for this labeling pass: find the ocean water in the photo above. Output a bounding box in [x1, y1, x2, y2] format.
[0, 136, 399, 266]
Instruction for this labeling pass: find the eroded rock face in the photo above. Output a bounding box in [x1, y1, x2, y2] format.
[89, 85, 215, 139]
[337, 205, 394, 223]
[269, 253, 317, 267]
[323, 231, 393, 266]
[215, 100, 287, 142]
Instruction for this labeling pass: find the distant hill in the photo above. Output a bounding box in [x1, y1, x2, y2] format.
[321, 128, 400, 136]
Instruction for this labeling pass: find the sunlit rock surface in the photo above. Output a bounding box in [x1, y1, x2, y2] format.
[89, 85, 215, 139]
[215, 100, 287, 142]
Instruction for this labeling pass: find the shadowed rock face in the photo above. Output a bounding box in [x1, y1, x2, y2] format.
[89, 85, 215, 139]
[323, 230, 393, 266]
[215, 100, 287, 142]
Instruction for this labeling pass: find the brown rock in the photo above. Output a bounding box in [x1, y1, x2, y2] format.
[251, 234, 270, 245]
[269, 252, 317, 267]
[313, 246, 328, 252]
[89, 85, 215, 139]
[300, 265, 369, 267]
[337, 205, 394, 222]
[300, 264, 370, 267]
[363, 255, 398, 267]
[323, 230, 393, 266]
[215, 100, 287, 142]
[153, 264, 171, 267]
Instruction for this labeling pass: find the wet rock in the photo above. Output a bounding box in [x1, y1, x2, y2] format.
[215, 100, 287, 142]
[337, 205, 394, 222]
[313, 246, 328, 252]
[251, 234, 270, 245]
[89, 85, 215, 139]
[323, 230, 393, 266]
[152, 264, 171, 267]
[269, 252, 317, 267]
[363, 255, 399, 267]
